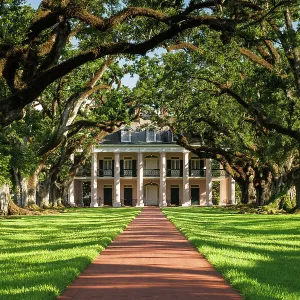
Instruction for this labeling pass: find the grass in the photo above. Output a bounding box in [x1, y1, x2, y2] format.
[161, 207, 300, 300]
[0, 207, 141, 300]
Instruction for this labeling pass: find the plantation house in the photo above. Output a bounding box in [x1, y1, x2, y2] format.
[69, 120, 236, 207]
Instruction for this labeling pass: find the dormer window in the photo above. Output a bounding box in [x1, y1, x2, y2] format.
[121, 128, 131, 142]
[146, 128, 156, 142]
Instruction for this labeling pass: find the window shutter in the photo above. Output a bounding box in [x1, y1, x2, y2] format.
[99, 160, 103, 177]
[180, 160, 183, 177]
[120, 160, 124, 177]
[132, 160, 137, 177]
[167, 160, 171, 169]
[200, 159, 204, 169]
[167, 160, 171, 177]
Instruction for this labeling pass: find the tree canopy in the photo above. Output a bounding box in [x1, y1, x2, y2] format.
[0, 0, 299, 213]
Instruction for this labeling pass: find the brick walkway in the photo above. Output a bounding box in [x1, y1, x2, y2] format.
[58, 207, 242, 299]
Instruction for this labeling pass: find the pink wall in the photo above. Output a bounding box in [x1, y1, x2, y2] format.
[97, 179, 114, 205]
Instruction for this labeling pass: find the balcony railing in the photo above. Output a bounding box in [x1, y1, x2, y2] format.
[189, 169, 206, 177]
[80, 168, 227, 178]
[98, 169, 113, 177]
[144, 169, 160, 177]
[167, 169, 181, 177]
[212, 169, 228, 178]
[76, 169, 91, 177]
[121, 169, 137, 177]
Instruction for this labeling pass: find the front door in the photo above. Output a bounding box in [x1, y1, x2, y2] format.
[191, 187, 200, 205]
[145, 185, 158, 206]
[171, 187, 180, 205]
[124, 187, 133, 206]
[104, 187, 113, 206]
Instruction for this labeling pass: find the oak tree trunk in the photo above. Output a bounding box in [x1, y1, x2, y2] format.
[0, 184, 10, 215]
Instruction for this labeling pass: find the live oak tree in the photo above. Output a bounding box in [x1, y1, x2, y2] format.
[133, 24, 299, 205]
[132, 0, 300, 206]
[0, 0, 235, 214]
[1, 0, 298, 213]
[0, 0, 238, 127]
[5, 56, 136, 209]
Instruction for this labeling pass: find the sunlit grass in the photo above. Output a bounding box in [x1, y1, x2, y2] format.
[0, 207, 141, 300]
[161, 207, 300, 300]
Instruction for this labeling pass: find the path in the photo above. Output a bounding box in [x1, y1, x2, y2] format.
[58, 207, 242, 299]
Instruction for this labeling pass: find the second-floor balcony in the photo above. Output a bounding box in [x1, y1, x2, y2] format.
[78, 167, 227, 179]
[98, 169, 114, 177]
[189, 169, 206, 177]
[167, 169, 182, 177]
[121, 169, 137, 177]
[98, 168, 138, 177]
[144, 169, 160, 177]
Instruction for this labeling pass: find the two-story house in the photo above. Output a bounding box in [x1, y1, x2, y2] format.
[68, 123, 236, 207]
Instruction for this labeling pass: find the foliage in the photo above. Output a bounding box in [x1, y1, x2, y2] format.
[0, 142, 11, 185]
[212, 181, 220, 205]
[162, 207, 300, 300]
[131, 1, 300, 204]
[0, 208, 141, 299]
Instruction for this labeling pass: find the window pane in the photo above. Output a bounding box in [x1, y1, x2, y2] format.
[121, 129, 130, 142]
[147, 129, 155, 142]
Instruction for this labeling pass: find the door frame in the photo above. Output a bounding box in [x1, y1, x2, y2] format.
[124, 185, 133, 206]
[191, 185, 200, 205]
[103, 185, 113, 206]
[170, 185, 180, 205]
[144, 183, 159, 206]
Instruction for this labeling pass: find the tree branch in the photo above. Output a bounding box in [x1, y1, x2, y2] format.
[240, 47, 275, 72]
[0, 16, 235, 127]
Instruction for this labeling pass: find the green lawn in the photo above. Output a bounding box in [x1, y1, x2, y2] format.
[161, 207, 300, 300]
[0, 208, 141, 300]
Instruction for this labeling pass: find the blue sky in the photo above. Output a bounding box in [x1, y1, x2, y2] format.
[25, 0, 39, 8]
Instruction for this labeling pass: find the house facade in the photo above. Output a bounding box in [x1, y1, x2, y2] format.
[68, 124, 236, 207]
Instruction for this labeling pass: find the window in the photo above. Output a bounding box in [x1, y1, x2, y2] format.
[171, 157, 180, 169]
[103, 158, 112, 169]
[146, 128, 156, 142]
[124, 157, 132, 169]
[191, 158, 201, 170]
[121, 128, 131, 142]
[190, 158, 204, 177]
[103, 158, 113, 176]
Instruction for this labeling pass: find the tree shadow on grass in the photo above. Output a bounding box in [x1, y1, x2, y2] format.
[162, 208, 300, 300]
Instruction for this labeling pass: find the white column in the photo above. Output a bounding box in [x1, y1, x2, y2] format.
[68, 181, 75, 206]
[229, 176, 236, 204]
[90, 151, 98, 207]
[159, 152, 167, 207]
[182, 152, 191, 206]
[113, 152, 121, 207]
[220, 180, 227, 206]
[137, 152, 144, 207]
[206, 159, 213, 206]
